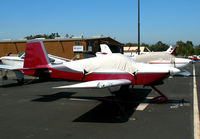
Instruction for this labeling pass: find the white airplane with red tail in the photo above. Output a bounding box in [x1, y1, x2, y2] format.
[7, 40, 181, 102]
[0, 51, 71, 83]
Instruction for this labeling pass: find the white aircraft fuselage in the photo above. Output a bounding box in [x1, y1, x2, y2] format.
[19, 40, 180, 86]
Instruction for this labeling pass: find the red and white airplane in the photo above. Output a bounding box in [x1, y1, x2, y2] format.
[0, 50, 71, 83]
[188, 55, 200, 61]
[122, 45, 177, 57]
[0, 40, 181, 102]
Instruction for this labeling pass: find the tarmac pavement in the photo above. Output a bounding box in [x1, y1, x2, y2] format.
[0, 62, 199, 139]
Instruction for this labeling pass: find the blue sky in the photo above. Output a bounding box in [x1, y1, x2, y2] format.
[0, 0, 200, 45]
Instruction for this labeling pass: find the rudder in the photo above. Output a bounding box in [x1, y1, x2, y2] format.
[24, 40, 50, 68]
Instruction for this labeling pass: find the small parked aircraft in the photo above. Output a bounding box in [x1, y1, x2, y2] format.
[122, 45, 177, 58]
[0, 40, 181, 102]
[188, 55, 200, 61]
[98, 44, 177, 56]
[97, 44, 192, 76]
[0, 51, 71, 83]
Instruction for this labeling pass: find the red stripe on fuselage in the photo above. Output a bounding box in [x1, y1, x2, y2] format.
[83, 73, 168, 85]
[49, 68, 83, 81]
[50, 68, 169, 85]
[23, 67, 169, 85]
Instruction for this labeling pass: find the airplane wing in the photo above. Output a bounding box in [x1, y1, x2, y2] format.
[175, 70, 191, 76]
[53, 79, 132, 89]
[0, 64, 18, 70]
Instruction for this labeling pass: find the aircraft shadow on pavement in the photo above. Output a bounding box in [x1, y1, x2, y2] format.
[30, 88, 151, 123]
[32, 92, 76, 102]
[0, 78, 70, 88]
[0, 79, 42, 88]
[73, 88, 152, 123]
[30, 88, 189, 123]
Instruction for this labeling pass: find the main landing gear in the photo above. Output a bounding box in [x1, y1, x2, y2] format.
[17, 78, 24, 85]
[1, 69, 8, 80]
[97, 85, 131, 120]
[150, 85, 168, 103]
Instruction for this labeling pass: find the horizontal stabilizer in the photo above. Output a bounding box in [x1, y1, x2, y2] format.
[13, 65, 49, 71]
[53, 79, 131, 89]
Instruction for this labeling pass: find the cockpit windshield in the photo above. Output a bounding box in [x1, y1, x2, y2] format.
[18, 52, 25, 58]
[17, 52, 56, 62]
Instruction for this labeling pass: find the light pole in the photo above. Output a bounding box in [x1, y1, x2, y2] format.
[138, 0, 140, 55]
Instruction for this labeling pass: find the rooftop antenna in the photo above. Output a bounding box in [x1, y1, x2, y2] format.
[138, 0, 140, 55]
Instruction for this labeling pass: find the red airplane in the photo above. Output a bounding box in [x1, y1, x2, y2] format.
[13, 40, 181, 102]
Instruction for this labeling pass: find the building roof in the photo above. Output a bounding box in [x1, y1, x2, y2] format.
[0, 37, 123, 46]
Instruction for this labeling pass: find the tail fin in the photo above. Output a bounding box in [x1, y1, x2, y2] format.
[166, 45, 176, 55]
[24, 40, 50, 68]
[100, 44, 112, 54]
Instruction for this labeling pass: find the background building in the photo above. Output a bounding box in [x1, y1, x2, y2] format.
[0, 37, 123, 60]
[123, 45, 150, 56]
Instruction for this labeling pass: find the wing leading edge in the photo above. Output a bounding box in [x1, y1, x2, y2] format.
[0, 64, 18, 70]
[53, 79, 132, 89]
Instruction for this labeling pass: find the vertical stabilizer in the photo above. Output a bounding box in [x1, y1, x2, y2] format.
[166, 45, 176, 55]
[24, 40, 50, 68]
[100, 44, 112, 54]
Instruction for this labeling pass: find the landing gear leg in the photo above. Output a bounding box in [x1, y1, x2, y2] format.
[17, 78, 24, 85]
[119, 85, 130, 92]
[113, 93, 126, 119]
[150, 85, 168, 103]
[107, 87, 127, 119]
[13, 70, 24, 85]
[1, 70, 8, 80]
[2, 75, 8, 80]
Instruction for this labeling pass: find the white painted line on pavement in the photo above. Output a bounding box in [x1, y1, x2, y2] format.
[136, 103, 149, 111]
[69, 98, 96, 102]
[146, 97, 154, 99]
[193, 64, 200, 139]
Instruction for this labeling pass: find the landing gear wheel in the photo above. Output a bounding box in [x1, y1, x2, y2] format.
[107, 87, 128, 120]
[2, 76, 8, 80]
[150, 85, 168, 103]
[119, 85, 130, 92]
[150, 96, 168, 103]
[17, 78, 24, 85]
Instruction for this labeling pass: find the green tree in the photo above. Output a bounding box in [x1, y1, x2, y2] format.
[25, 33, 60, 40]
[125, 42, 138, 46]
[124, 40, 199, 56]
[194, 45, 200, 55]
[148, 41, 169, 52]
[175, 41, 195, 56]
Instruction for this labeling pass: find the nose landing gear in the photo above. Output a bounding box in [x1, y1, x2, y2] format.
[150, 86, 168, 103]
